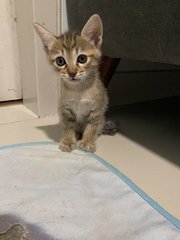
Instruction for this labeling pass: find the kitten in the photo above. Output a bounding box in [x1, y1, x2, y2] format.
[34, 14, 117, 152]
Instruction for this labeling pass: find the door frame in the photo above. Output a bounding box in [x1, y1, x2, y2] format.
[15, 0, 61, 117]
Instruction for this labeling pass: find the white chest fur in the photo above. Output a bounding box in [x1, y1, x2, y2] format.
[61, 89, 95, 122]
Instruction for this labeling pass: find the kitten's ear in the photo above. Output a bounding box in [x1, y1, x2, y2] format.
[34, 23, 57, 50]
[81, 14, 103, 49]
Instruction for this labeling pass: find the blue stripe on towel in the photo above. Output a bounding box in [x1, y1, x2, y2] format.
[88, 151, 180, 230]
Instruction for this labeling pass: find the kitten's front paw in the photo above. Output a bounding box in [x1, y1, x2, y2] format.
[79, 141, 96, 152]
[59, 141, 77, 152]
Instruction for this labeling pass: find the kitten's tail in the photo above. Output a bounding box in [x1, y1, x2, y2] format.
[102, 120, 120, 136]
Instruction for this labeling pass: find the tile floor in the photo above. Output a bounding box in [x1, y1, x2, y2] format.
[0, 97, 179, 220]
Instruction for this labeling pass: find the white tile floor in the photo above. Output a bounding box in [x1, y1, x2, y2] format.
[0, 99, 179, 220]
[0, 101, 37, 124]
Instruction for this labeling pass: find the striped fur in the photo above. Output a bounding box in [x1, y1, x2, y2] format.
[34, 15, 117, 152]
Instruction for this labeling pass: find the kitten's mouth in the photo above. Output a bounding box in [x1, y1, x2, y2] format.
[69, 77, 80, 82]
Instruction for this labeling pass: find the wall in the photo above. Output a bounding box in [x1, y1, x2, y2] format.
[0, 0, 21, 101]
[61, 0, 68, 33]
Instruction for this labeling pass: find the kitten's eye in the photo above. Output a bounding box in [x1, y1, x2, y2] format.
[77, 54, 87, 64]
[56, 57, 66, 66]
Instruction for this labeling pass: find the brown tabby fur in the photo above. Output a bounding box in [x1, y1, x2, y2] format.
[34, 15, 110, 152]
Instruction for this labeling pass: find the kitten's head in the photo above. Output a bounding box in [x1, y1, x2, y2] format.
[34, 14, 103, 88]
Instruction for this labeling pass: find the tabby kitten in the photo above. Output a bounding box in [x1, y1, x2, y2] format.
[34, 14, 115, 152]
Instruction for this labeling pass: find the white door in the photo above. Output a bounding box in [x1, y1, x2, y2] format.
[0, 0, 22, 102]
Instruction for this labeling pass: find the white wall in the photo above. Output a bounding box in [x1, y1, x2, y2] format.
[61, 0, 69, 33]
[0, 0, 21, 101]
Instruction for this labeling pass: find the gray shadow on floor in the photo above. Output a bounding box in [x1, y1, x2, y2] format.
[0, 214, 56, 240]
[108, 96, 180, 167]
[37, 123, 61, 143]
[36, 96, 180, 167]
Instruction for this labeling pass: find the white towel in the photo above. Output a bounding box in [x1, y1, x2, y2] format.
[0, 142, 179, 240]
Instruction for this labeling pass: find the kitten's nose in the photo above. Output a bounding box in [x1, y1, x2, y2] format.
[68, 71, 76, 78]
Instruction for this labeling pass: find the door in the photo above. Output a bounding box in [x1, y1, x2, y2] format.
[0, 0, 22, 102]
